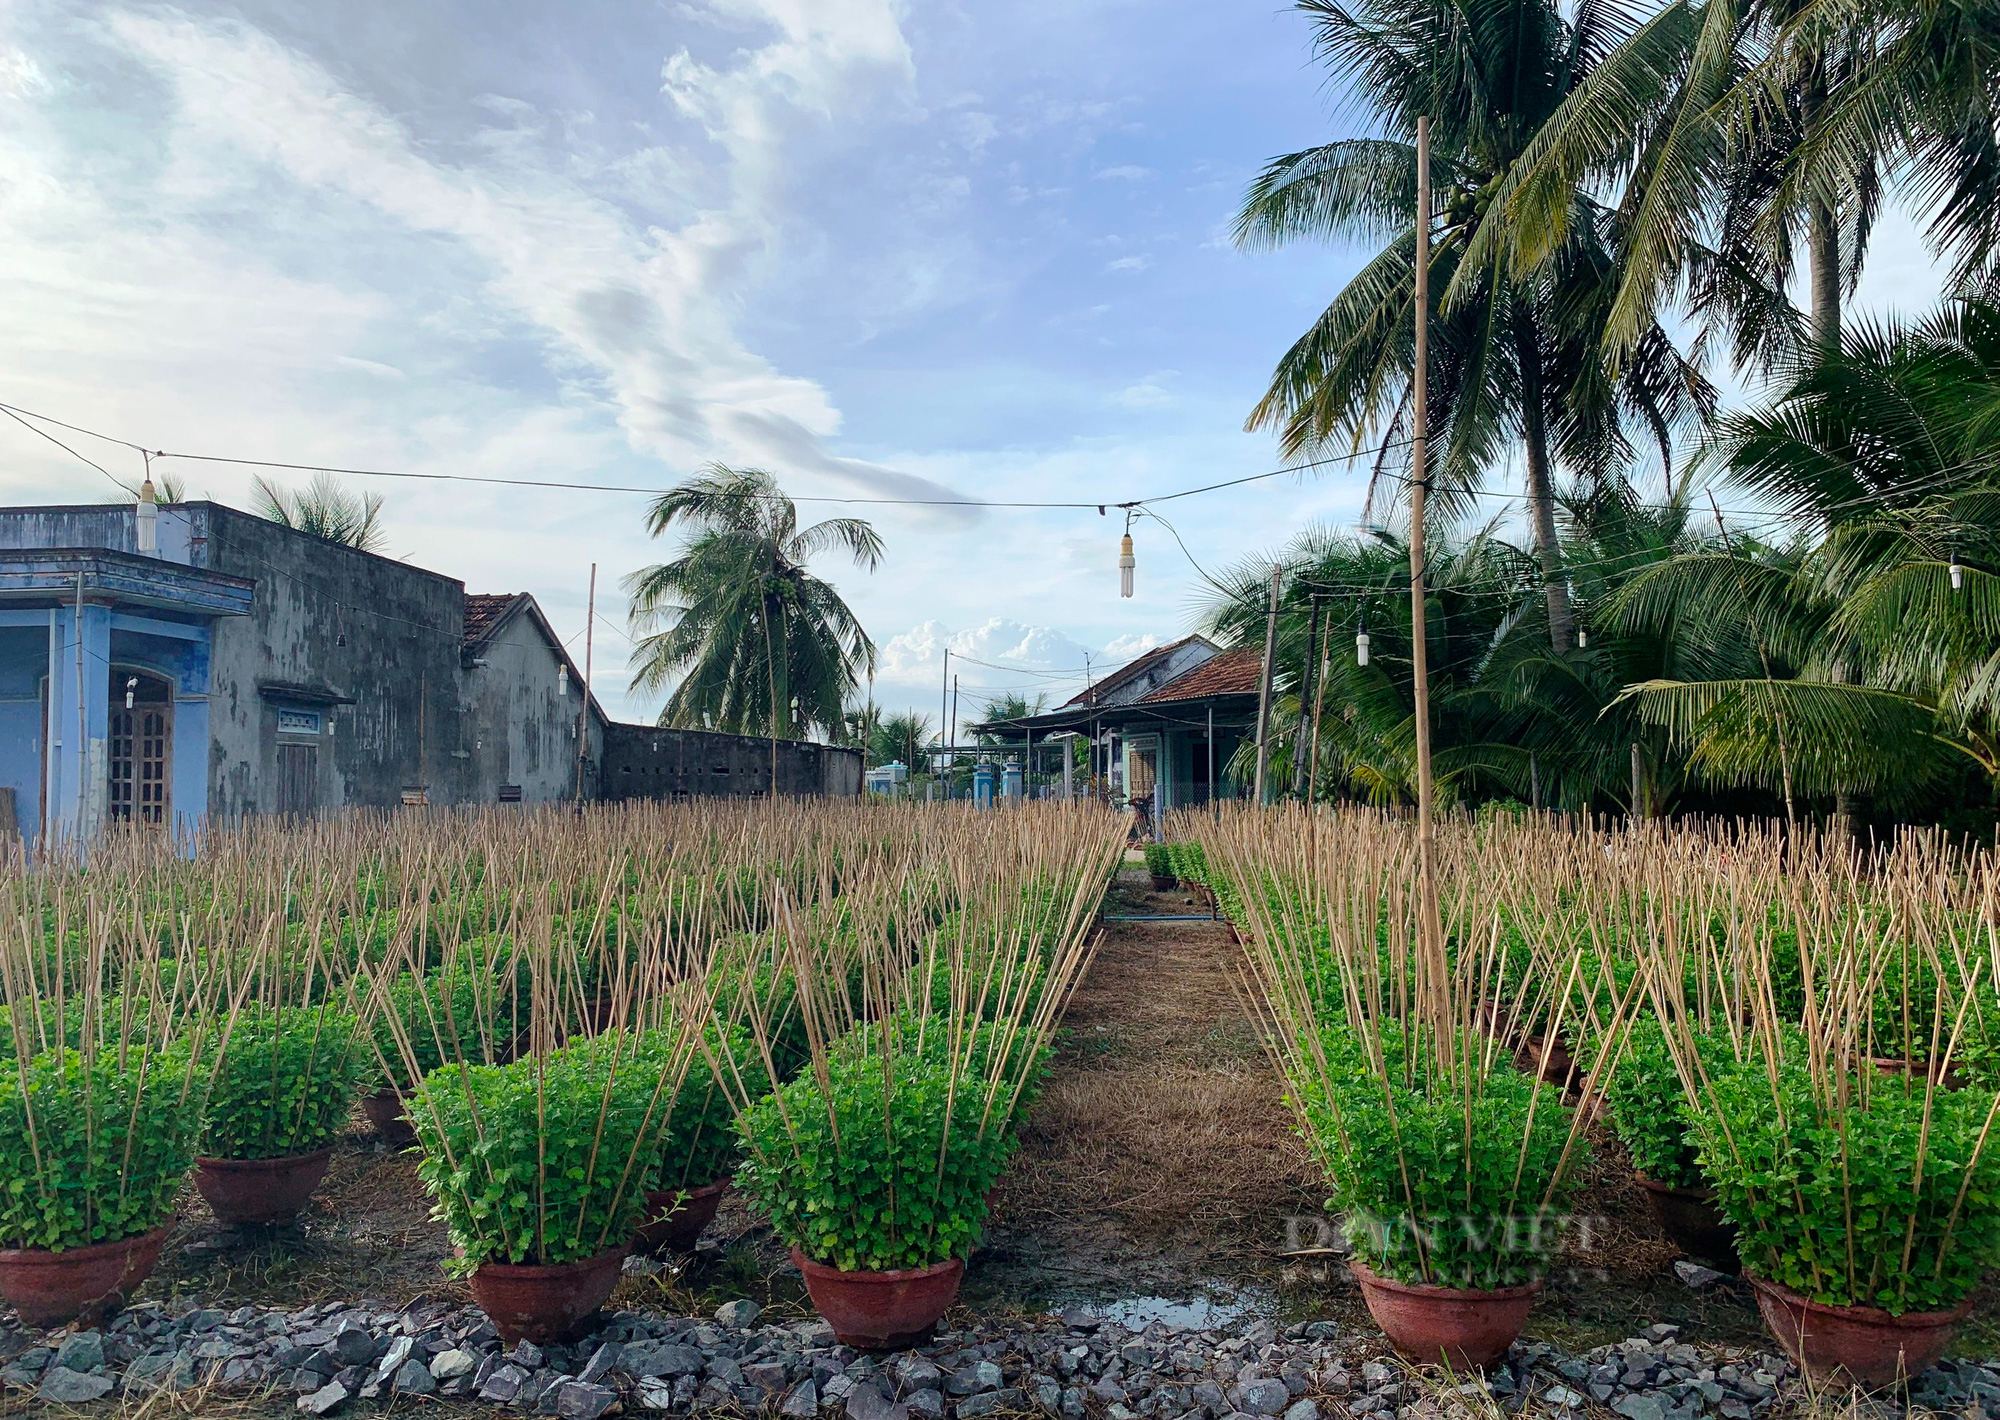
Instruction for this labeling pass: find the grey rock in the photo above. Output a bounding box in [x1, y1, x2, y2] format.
[1192, 1381, 1227, 1409]
[637, 1376, 678, 1410]
[715, 1299, 762, 1329]
[578, 1344, 623, 1384]
[908, 1387, 948, 1420]
[38, 1368, 114, 1404]
[183, 1309, 225, 1333]
[898, 1355, 945, 1391]
[511, 1341, 546, 1369]
[373, 1336, 414, 1382]
[708, 1357, 746, 1387]
[1092, 1377, 1128, 1404]
[557, 1380, 620, 1420]
[847, 1381, 908, 1420]
[1058, 1387, 1085, 1420]
[1612, 1394, 1669, 1420]
[297, 1380, 350, 1415]
[1032, 1378, 1064, 1414]
[1541, 1387, 1585, 1409]
[747, 1361, 794, 1394]
[394, 1360, 436, 1396]
[780, 1378, 820, 1418]
[1303, 1322, 1339, 1342]
[1283, 1401, 1320, 1420]
[624, 1341, 707, 1378]
[1061, 1307, 1101, 1333]
[958, 1388, 1024, 1418]
[1240, 1379, 1291, 1416]
[431, 1348, 477, 1380]
[55, 1333, 105, 1374]
[331, 1329, 379, 1369]
[480, 1363, 530, 1403]
[953, 1361, 1005, 1395]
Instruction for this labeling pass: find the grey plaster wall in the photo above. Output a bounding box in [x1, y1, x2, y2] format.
[461, 603, 602, 804]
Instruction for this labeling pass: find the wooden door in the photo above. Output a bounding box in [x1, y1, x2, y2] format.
[109, 703, 171, 826]
[277, 743, 317, 818]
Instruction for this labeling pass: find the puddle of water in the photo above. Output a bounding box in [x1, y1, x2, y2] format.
[1097, 1291, 1269, 1331]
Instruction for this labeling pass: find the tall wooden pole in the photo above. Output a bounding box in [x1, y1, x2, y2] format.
[1410, 116, 1446, 1047]
[1291, 595, 1323, 798]
[1252, 564, 1282, 803]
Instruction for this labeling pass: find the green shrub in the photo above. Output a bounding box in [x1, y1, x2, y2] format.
[371, 966, 511, 1091]
[649, 1023, 768, 1191]
[203, 1006, 370, 1160]
[1691, 1049, 2000, 1313]
[1143, 842, 1174, 880]
[735, 1032, 1016, 1272]
[1596, 1017, 1722, 1190]
[413, 1032, 666, 1266]
[1292, 1024, 1581, 1289]
[0, 1046, 199, 1250]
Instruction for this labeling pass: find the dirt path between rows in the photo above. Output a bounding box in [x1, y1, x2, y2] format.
[975, 865, 1322, 1316]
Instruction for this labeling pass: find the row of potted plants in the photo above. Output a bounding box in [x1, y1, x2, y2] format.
[1187, 804, 2000, 1394]
[0, 798, 1126, 1348]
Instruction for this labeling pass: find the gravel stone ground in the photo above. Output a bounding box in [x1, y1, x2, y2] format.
[1, 1292, 1993, 1418]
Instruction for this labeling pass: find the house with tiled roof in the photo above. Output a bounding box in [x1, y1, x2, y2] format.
[975, 634, 1262, 819]
[0, 498, 857, 845]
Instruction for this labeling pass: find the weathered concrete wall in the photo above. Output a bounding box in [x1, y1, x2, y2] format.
[196, 506, 474, 817]
[601, 724, 862, 800]
[461, 601, 601, 805]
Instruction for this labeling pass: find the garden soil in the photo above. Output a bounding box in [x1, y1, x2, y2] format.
[127, 867, 1995, 1360]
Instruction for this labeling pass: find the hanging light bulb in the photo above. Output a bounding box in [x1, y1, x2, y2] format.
[1118, 516, 1136, 599]
[124, 676, 137, 711]
[558, 664, 569, 697]
[136, 478, 158, 556]
[1355, 615, 1369, 667]
[1578, 627, 1589, 648]
[1951, 556, 1965, 591]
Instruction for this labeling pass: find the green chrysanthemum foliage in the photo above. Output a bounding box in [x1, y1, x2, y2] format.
[1291, 1024, 1581, 1290]
[734, 1028, 1019, 1273]
[1691, 1045, 2000, 1314]
[413, 1032, 667, 1267]
[371, 965, 513, 1092]
[0, 1046, 199, 1251]
[1594, 1017, 1731, 1190]
[202, 1005, 370, 1161]
[648, 1023, 769, 1192]
[1143, 842, 1174, 879]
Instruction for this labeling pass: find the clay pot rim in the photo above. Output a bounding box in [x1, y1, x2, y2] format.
[790, 1246, 965, 1286]
[1349, 1256, 1546, 1302]
[0, 1222, 172, 1265]
[194, 1146, 335, 1172]
[1745, 1273, 1976, 1329]
[1632, 1172, 1714, 1202]
[474, 1243, 629, 1280]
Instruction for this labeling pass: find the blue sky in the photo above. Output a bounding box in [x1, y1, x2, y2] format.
[0, 0, 1949, 726]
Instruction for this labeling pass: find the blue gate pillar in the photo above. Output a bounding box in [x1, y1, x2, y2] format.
[47, 602, 111, 844]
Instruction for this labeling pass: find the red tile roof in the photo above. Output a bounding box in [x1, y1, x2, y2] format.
[1141, 645, 1262, 702]
[1059, 634, 1211, 709]
[463, 593, 522, 646]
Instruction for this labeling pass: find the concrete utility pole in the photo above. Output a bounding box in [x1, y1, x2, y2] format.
[1252, 564, 1282, 803]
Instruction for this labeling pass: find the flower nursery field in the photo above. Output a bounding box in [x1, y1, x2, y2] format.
[2, 802, 1999, 1417]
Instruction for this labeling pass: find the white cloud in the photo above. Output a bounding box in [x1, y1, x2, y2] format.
[1105, 255, 1149, 273]
[1094, 164, 1155, 181]
[98, 6, 970, 508]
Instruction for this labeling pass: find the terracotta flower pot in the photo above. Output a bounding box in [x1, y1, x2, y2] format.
[361, 1088, 419, 1150]
[1350, 1258, 1542, 1370]
[469, 1245, 629, 1346]
[633, 1179, 729, 1256]
[193, 1148, 333, 1226]
[1749, 1275, 1972, 1391]
[1513, 1033, 1579, 1091]
[1634, 1174, 1740, 1270]
[791, 1247, 964, 1350]
[0, 1225, 171, 1328]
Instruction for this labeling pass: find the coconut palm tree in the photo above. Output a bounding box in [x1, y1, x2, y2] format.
[873, 712, 935, 773]
[625, 465, 881, 743]
[1235, 0, 1713, 655]
[1611, 290, 2000, 811]
[253, 473, 386, 553]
